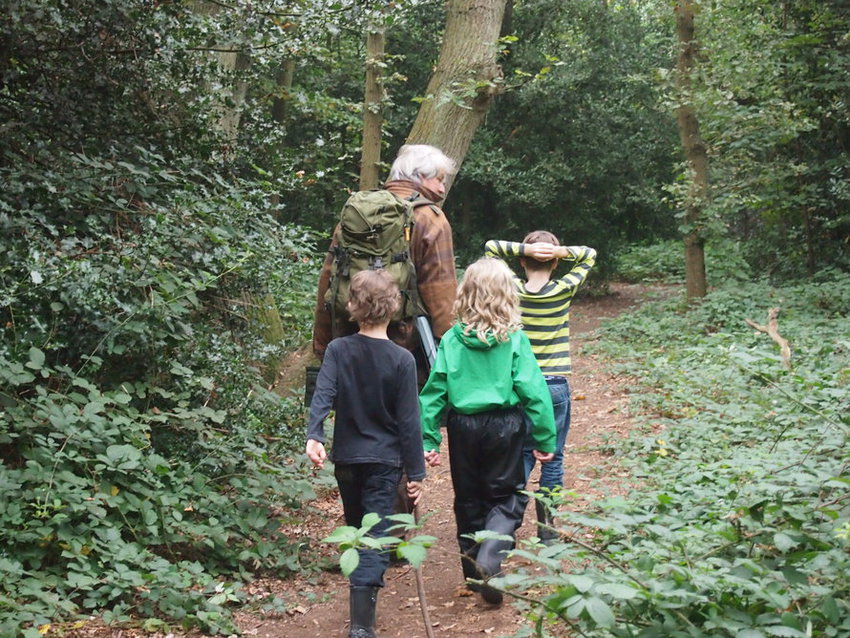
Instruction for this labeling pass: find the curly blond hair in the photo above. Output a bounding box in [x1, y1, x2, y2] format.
[453, 257, 522, 343]
[347, 269, 400, 327]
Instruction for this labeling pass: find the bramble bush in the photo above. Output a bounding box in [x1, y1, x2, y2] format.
[502, 274, 850, 636]
[0, 147, 322, 636]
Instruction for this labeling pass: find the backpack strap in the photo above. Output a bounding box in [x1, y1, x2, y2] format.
[403, 192, 429, 319]
[406, 191, 440, 215]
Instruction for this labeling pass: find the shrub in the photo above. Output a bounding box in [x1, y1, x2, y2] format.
[0, 148, 321, 635]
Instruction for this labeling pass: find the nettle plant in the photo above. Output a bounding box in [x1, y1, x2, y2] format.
[0, 151, 321, 635]
[500, 275, 850, 637]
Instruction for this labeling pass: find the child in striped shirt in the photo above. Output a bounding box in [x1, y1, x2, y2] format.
[485, 232, 596, 544]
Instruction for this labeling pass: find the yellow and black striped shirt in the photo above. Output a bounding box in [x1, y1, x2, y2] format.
[484, 240, 597, 376]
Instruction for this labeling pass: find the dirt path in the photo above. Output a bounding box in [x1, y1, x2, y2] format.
[233, 283, 656, 638]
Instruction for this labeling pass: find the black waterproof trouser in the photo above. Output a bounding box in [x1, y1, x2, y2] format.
[336, 463, 403, 588]
[446, 407, 528, 581]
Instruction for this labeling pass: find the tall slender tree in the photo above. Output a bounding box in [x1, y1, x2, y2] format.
[675, 0, 708, 300]
[360, 22, 386, 190]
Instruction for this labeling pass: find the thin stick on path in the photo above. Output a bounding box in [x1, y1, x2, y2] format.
[745, 306, 792, 370]
[412, 504, 436, 638]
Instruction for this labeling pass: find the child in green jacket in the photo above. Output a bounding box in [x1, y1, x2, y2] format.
[419, 257, 556, 605]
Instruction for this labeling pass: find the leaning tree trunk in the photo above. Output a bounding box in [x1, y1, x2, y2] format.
[675, 0, 708, 301]
[406, 0, 508, 194]
[360, 24, 385, 191]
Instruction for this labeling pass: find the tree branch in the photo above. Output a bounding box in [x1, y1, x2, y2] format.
[745, 307, 792, 370]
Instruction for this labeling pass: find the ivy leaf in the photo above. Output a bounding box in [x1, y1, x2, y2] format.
[323, 525, 358, 544]
[596, 583, 639, 599]
[569, 574, 594, 593]
[398, 543, 427, 568]
[773, 532, 797, 552]
[764, 627, 808, 637]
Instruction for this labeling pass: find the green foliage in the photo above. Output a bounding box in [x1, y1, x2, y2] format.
[670, 0, 850, 279]
[0, 142, 323, 634]
[323, 512, 436, 575]
[614, 239, 752, 284]
[615, 241, 685, 283]
[507, 273, 850, 636]
[0, 0, 444, 632]
[450, 0, 679, 273]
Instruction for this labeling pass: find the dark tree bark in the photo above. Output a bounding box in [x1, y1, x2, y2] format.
[360, 24, 385, 191]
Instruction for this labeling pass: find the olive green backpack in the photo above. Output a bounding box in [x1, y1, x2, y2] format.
[324, 189, 434, 332]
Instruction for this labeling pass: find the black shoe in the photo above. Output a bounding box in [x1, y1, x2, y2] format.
[479, 578, 503, 605]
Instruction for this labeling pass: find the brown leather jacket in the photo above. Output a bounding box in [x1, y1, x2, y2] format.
[312, 179, 457, 359]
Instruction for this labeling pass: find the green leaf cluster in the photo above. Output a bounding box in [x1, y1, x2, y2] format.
[667, 0, 850, 279]
[450, 0, 679, 275]
[0, 147, 323, 633]
[323, 512, 436, 576]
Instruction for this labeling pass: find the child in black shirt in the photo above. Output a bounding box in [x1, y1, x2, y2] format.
[306, 269, 426, 638]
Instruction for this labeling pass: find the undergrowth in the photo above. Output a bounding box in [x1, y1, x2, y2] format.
[507, 273, 850, 637]
[1, 151, 323, 636]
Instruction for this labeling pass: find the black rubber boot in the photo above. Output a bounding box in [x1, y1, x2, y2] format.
[349, 586, 380, 638]
[475, 513, 518, 605]
[536, 499, 558, 546]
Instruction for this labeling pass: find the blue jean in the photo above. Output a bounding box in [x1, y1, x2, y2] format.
[335, 463, 403, 587]
[523, 376, 571, 491]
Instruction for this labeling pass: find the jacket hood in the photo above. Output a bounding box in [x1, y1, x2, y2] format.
[452, 323, 499, 350]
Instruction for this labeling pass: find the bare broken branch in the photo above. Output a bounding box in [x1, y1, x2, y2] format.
[745, 307, 792, 370]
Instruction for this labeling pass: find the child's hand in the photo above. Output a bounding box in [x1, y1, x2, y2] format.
[306, 439, 327, 469]
[527, 242, 558, 261]
[407, 480, 423, 505]
[533, 449, 554, 463]
[424, 449, 441, 467]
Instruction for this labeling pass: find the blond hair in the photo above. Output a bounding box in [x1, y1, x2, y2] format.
[347, 269, 400, 326]
[453, 257, 522, 343]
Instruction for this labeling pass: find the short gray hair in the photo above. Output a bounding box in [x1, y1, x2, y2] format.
[387, 144, 457, 184]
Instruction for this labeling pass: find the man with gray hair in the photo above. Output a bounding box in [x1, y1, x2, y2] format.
[312, 144, 458, 380]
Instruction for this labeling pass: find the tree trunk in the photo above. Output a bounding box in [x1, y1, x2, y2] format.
[216, 50, 251, 148]
[406, 0, 508, 194]
[271, 59, 296, 124]
[190, 1, 250, 151]
[360, 24, 385, 191]
[675, 1, 708, 301]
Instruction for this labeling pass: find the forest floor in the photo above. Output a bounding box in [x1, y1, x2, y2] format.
[67, 282, 672, 638]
